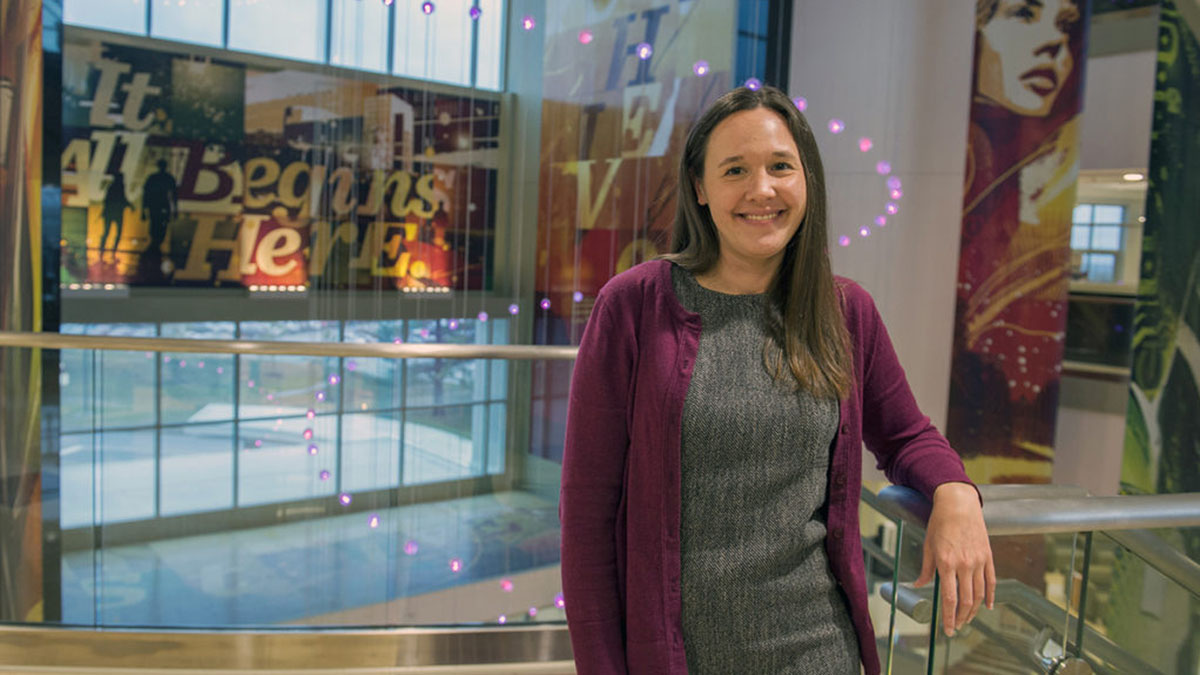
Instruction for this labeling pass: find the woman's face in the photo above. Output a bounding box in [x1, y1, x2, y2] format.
[977, 0, 1077, 116]
[695, 107, 807, 275]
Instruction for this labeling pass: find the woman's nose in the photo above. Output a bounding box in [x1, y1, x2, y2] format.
[747, 169, 775, 198]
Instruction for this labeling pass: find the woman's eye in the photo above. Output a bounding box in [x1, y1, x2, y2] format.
[1009, 6, 1037, 21]
[773, 162, 793, 171]
[723, 166, 744, 176]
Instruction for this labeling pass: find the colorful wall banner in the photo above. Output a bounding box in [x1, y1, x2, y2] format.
[0, 0, 45, 623]
[946, 0, 1088, 484]
[528, 0, 734, 462]
[60, 35, 499, 291]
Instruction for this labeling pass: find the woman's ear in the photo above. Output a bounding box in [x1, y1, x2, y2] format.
[694, 179, 707, 205]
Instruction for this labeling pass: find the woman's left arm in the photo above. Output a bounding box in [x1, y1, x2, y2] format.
[850, 284, 994, 636]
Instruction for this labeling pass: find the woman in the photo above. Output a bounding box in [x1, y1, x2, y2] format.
[560, 86, 994, 674]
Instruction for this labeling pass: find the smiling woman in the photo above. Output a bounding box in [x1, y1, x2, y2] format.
[560, 86, 995, 675]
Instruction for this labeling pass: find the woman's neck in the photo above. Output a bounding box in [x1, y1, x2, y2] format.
[694, 257, 778, 295]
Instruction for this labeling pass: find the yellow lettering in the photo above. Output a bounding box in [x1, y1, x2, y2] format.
[244, 158, 280, 209]
[383, 171, 413, 219]
[410, 173, 437, 219]
[278, 161, 312, 210]
[309, 220, 358, 275]
[328, 167, 358, 216]
[175, 217, 239, 281]
[254, 228, 302, 277]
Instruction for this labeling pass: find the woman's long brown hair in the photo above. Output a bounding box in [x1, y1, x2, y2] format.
[662, 85, 853, 400]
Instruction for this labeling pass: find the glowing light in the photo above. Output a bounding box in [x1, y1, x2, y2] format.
[635, 42, 653, 60]
[449, 557, 463, 573]
[338, 493, 352, 506]
[500, 579, 514, 592]
[886, 176, 902, 190]
[383, 0, 394, 5]
[828, 119, 845, 134]
[1122, 172, 1145, 182]
[316, 391, 326, 402]
[859, 226, 871, 238]
[478, 311, 489, 322]
[578, 30, 593, 44]
[319, 470, 331, 481]
[403, 540, 419, 555]
[540, 298, 551, 310]
[254, 439, 263, 448]
[217, 367, 224, 374]
[498, 614, 507, 624]
[306, 408, 316, 419]
[392, 337, 403, 344]
[421, 1, 433, 14]
[858, 137, 873, 152]
[885, 202, 899, 215]
[469, 6, 481, 20]
[247, 379, 255, 388]
[346, 360, 357, 372]
[448, 319, 459, 330]
[521, 15, 535, 30]
[554, 592, 565, 609]
[303, 428, 314, 440]
[792, 97, 807, 111]
[179, 360, 187, 368]
[890, 188, 903, 200]
[508, 303, 520, 315]
[744, 77, 762, 90]
[874, 215, 887, 227]
[693, 60, 709, 77]
[528, 607, 538, 618]
[308, 444, 319, 455]
[328, 374, 340, 386]
[368, 513, 380, 528]
[838, 236, 851, 247]
[573, 291, 584, 303]
[266, 393, 274, 401]
[197, 361, 205, 368]
[875, 161, 892, 175]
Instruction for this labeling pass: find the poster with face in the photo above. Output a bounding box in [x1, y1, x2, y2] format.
[946, 0, 1087, 484]
[59, 33, 499, 291]
[527, 0, 735, 462]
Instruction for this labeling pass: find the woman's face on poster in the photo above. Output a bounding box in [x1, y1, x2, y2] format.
[976, 0, 1079, 117]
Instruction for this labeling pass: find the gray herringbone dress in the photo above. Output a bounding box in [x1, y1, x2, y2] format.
[673, 265, 860, 674]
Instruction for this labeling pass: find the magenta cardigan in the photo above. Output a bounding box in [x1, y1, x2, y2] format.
[560, 260, 973, 674]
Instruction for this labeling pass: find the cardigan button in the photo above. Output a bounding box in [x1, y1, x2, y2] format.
[830, 527, 843, 541]
[834, 474, 847, 489]
[840, 424, 850, 435]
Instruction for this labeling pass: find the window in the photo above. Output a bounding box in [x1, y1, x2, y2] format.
[1071, 203, 1126, 284]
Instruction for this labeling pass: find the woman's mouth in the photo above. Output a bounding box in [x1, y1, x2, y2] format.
[1020, 67, 1059, 97]
[739, 210, 784, 223]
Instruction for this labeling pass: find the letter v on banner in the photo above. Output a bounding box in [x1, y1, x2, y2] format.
[576, 158, 623, 230]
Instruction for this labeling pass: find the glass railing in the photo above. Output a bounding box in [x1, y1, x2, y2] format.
[0, 331, 577, 669]
[869, 485, 1200, 675]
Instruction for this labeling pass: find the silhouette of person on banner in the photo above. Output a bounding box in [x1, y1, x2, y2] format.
[100, 173, 131, 259]
[141, 159, 178, 264]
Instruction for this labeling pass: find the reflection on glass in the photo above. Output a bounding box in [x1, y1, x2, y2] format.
[1092, 204, 1125, 224]
[151, 0, 223, 47]
[475, 0, 505, 90]
[61, 428, 158, 527]
[160, 421, 234, 516]
[161, 322, 235, 425]
[393, 0, 474, 85]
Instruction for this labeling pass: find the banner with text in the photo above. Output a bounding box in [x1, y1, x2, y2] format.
[61, 35, 499, 290]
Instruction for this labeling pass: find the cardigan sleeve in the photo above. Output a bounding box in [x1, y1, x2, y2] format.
[560, 289, 637, 674]
[848, 283, 975, 500]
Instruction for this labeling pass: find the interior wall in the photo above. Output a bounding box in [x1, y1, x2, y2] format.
[789, 0, 975, 441]
[1079, 50, 1157, 171]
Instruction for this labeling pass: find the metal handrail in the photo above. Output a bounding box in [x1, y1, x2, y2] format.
[870, 485, 1200, 597]
[0, 330, 580, 360]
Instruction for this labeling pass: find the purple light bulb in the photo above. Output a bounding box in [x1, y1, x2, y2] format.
[498, 614, 507, 624]
[828, 119, 845, 134]
[303, 428, 314, 440]
[528, 606, 538, 618]
[886, 176, 902, 190]
[540, 298, 551, 310]
[886, 202, 899, 215]
[308, 444, 319, 455]
[328, 374, 340, 386]
[306, 408, 316, 419]
[421, 1, 434, 14]
[874, 215, 887, 227]
[338, 493, 352, 506]
[316, 391, 326, 402]
[448, 319, 459, 330]
[449, 557, 463, 573]
[890, 188, 903, 200]
[500, 578, 514, 592]
[792, 96, 807, 111]
[635, 42, 653, 60]
[578, 30, 593, 44]
[469, 6, 481, 20]
[403, 540, 419, 555]
[477, 311, 489, 322]
[346, 360, 357, 371]
[508, 303, 519, 315]
[875, 161, 892, 175]
[744, 77, 762, 91]
[693, 60, 709, 77]
[319, 470, 331, 481]
[521, 15, 535, 30]
[858, 137, 872, 153]
[368, 513, 380, 528]
[554, 592, 565, 609]
[838, 236, 851, 247]
[859, 226, 871, 238]
[573, 291, 584, 303]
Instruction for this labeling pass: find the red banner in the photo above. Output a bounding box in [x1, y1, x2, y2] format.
[947, 0, 1088, 483]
